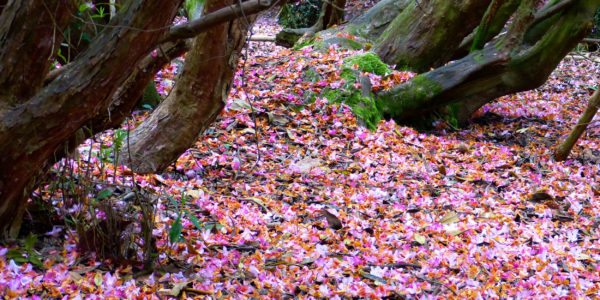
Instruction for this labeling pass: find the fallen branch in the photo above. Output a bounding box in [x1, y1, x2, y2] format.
[250, 35, 276, 42]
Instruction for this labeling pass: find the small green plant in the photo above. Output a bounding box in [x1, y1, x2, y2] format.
[5, 234, 44, 269]
[167, 192, 224, 245]
[99, 129, 126, 164]
[278, 0, 323, 29]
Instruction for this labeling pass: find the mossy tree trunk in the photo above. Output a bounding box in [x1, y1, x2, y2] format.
[374, 0, 492, 72]
[453, 0, 521, 58]
[375, 0, 599, 126]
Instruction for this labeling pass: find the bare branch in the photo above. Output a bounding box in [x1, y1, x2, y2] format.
[163, 0, 274, 43]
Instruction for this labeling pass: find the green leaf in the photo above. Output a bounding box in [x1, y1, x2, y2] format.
[185, 211, 204, 232]
[180, 192, 187, 206]
[28, 254, 44, 269]
[97, 188, 113, 200]
[24, 233, 37, 251]
[79, 3, 90, 12]
[94, 272, 103, 287]
[6, 249, 27, 263]
[169, 216, 183, 244]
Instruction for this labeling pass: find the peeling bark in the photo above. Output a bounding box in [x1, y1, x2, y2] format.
[122, 0, 253, 173]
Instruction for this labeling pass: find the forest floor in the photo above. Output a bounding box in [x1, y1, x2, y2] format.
[1, 10, 600, 300]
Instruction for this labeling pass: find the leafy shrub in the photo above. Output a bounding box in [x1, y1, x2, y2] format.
[278, 0, 323, 29]
[592, 8, 600, 38]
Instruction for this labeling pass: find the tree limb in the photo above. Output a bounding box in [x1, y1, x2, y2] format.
[533, 0, 577, 24]
[554, 88, 600, 161]
[162, 0, 273, 43]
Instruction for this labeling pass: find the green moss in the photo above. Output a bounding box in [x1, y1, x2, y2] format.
[343, 52, 391, 76]
[302, 66, 322, 83]
[376, 74, 443, 119]
[292, 36, 316, 50]
[317, 53, 395, 130]
[340, 68, 357, 83]
[322, 88, 381, 131]
[346, 93, 382, 131]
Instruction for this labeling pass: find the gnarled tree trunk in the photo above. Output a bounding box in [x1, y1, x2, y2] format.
[122, 0, 253, 173]
[0, 1, 184, 239]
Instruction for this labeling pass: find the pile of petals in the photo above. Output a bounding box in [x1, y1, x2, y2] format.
[1, 13, 599, 299]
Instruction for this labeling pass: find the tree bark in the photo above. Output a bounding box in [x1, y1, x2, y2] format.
[376, 0, 598, 126]
[89, 40, 191, 134]
[453, 0, 521, 58]
[344, 0, 409, 40]
[122, 0, 253, 173]
[554, 88, 600, 161]
[0, 0, 76, 108]
[0, 1, 183, 239]
[323, 0, 347, 28]
[373, 0, 492, 72]
[50, 0, 274, 138]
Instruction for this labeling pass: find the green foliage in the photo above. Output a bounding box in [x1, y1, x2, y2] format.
[439, 103, 461, 130]
[278, 0, 323, 29]
[6, 234, 44, 268]
[99, 129, 126, 164]
[592, 8, 600, 38]
[169, 216, 183, 244]
[167, 193, 186, 244]
[139, 83, 162, 109]
[167, 193, 224, 245]
[184, 0, 204, 20]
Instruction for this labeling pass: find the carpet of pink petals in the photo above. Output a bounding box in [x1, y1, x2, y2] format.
[1, 12, 599, 300]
